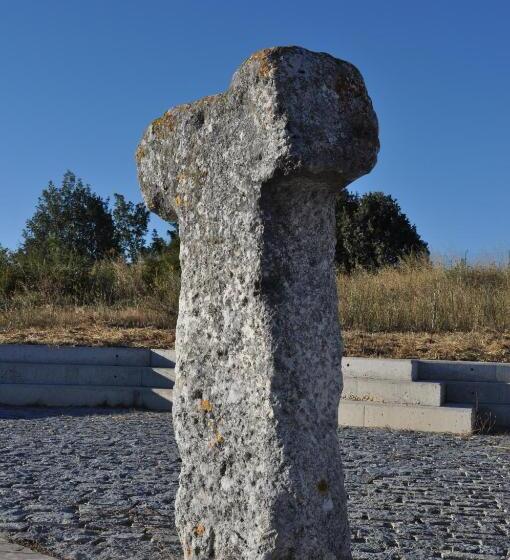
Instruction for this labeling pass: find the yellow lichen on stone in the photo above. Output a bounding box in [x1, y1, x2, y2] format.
[196, 94, 218, 107]
[151, 111, 177, 138]
[209, 430, 224, 448]
[194, 523, 206, 537]
[175, 195, 182, 207]
[135, 144, 146, 163]
[249, 49, 274, 78]
[200, 399, 213, 413]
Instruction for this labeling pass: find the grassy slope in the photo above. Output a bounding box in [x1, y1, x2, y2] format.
[0, 260, 508, 361]
[0, 318, 508, 362]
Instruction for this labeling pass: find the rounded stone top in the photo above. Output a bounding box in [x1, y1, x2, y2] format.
[137, 46, 379, 221]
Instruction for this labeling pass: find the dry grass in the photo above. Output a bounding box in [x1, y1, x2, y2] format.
[0, 259, 508, 361]
[338, 259, 510, 333]
[0, 302, 178, 347]
[0, 322, 507, 361]
[343, 330, 510, 362]
[0, 306, 175, 348]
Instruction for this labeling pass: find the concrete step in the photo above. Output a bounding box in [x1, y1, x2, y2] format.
[342, 378, 444, 406]
[443, 381, 510, 429]
[0, 344, 176, 368]
[0, 363, 175, 388]
[339, 400, 474, 434]
[0, 384, 173, 411]
[150, 349, 176, 367]
[342, 357, 417, 381]
[417, 359, 510, 383]
[445, 381, 510, 405]
[476, 404, 510, 430]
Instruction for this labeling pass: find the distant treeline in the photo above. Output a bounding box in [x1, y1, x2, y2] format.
[0, 171, 508, 335]
[1, 170, 429, 315]
[0, 171, 180, 312]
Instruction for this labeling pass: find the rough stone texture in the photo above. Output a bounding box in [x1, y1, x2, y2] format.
[137, 46, 378, 560]
[0, 407, 509, 560]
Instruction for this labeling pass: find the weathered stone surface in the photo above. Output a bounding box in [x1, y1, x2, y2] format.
[137, 46, 379, 559]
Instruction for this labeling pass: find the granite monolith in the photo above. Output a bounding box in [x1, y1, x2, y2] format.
[137, 46, 379, 560]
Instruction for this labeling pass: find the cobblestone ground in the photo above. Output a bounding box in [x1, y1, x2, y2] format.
[0, 407, 508, 560]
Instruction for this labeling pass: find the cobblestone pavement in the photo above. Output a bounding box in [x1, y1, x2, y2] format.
[0, 407, 508, 560]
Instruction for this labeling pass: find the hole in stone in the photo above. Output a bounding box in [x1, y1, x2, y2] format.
[193, 111, 205, 128]
[317, 479, 329, 494]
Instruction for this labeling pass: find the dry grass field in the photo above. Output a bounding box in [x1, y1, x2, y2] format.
[0, 259, 508, 361]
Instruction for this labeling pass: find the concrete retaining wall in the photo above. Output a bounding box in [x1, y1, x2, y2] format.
[0, 344, 175, 368]
[339, 400, 474, 434]
[418, 359, 510, 383]
[342, 357, 417, 381]
[0, 345, 508, 433]
[0, 345, 175, 412]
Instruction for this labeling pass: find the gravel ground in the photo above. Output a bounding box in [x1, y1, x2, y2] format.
[0, 407, 508, 560]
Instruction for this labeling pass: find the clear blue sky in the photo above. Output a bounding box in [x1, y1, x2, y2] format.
[1, 0, 508, 260]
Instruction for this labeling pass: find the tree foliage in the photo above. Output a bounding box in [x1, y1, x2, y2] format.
[7, 171, 429, 303]
[21, 171, 171, 263]
[335, 191, 429, 272]
[143, 228, 181, 283]
[0, 245, 14, 298]
[112, 193, 150, 261]
[23, 171, 119, 260]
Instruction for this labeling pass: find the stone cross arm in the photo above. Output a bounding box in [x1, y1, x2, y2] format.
[137, 46, 378, 222]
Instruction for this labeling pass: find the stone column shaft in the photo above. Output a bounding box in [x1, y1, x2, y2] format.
[137, 46, 379, 560]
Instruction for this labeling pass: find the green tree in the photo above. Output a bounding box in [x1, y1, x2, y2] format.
[23, 171, 119, 260]
[0, 245, 9, 266]
[0, 245, 14, 299]
[13, 239, 92, 302]
[335, 191, 429, 272]
[145, 228, 180, 270]
[112, 193, 150, 261]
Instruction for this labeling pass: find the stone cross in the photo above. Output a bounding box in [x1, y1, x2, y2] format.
[137, 46, 378, 560]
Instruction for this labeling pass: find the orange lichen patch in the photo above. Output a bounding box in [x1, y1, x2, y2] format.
[193, 523, 206, 537]
[151, 110, 177, 138]
[249, 48, 274, 78]
[200, 399, 213, 413]
[317, 479, 329, 494]
[175, 195, 183, 207]
[196, 94, 219, 107]
[134, 144, 146, 163]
